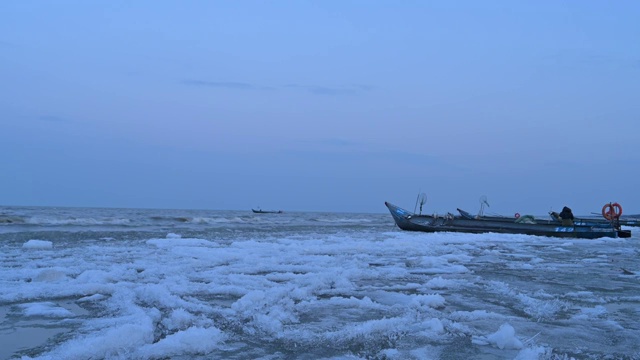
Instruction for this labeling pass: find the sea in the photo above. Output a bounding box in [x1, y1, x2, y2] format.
[1, 206, 639, 360]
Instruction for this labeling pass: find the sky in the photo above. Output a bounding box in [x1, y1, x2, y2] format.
[1, 0, 639, 214]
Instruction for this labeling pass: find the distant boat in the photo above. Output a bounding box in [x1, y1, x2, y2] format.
[252, 209, 283, 214]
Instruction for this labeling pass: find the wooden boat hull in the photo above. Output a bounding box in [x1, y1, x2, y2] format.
[386, 202, 626, 239]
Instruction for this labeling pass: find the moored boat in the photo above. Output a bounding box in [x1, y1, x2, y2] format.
[456, 208, 620, 227]
[457, 204, 639, 229]
[386, 202, 630, 239]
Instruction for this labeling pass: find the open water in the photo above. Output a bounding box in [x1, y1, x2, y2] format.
[1, 206, 639, 359]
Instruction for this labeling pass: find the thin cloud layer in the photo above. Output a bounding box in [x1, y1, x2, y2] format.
[38, 115, 73, 123]
[182, 80, 262, 90]
[182, 79, 373, 96]
[285, 84, 373, 96]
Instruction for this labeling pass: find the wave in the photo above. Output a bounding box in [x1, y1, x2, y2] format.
[149, 216, 255, 225]
[0, 215, 26, 224]
[23, 216, 133, 226]
[150, 216, 191, 223]
[189, 216, 252, 224]
[312, 217, 375, 224]
[0, 208, 390, 230]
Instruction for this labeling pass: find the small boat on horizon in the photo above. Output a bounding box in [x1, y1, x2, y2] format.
[252, 208, 283, 214]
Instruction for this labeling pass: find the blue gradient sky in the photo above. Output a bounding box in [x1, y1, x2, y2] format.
[2, 1, 639, 214]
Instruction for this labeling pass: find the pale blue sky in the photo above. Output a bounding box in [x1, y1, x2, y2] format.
[1, 1, 639, 214]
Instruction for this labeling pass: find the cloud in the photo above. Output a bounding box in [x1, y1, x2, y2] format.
[181, 79, 373, 96]
[293, 138, 357, 150]
[38, 115, 72, 123]
[285, 84, 373, 96]
[182, 80, 272, 90]
[0, 40, 17, 47]
[281, 141, 461, 169]
[320, 138, 355, 147]
[546, 50, 640, 71]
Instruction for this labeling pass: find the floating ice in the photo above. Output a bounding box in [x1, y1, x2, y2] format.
[20, 302, 74, 318]
[23, 239, 53, 249]
[33, 269, 67, 282]
[136, 326, 226, 358]
[77, 294, 107, 302]
[2, 207, 639, 359]
[472, 323, 523, 349]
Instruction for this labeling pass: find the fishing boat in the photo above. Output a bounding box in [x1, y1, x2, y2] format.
[583, 217, 640, 227]
[457, 203, 640, 228]
[456, 208, 594, 226]
[385, 202, 630, 239]
[252, 208, 283, 214]
[458, 208, 640, 227]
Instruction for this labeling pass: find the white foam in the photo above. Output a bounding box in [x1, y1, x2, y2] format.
[23, 239, 53, 249]
[20, 302, 74, 318]
[425, 276, 456, 289]
[33, 269, 67, 282]
[147, 238, 215, 248]
[26, 217, 130, 226]
[572, 305, 608, 320]
[472, 323, 523, 349]
[190, 216, 244, 224]
[162, 308, 197, 330]
[77, 294, 107, 303]
[514, 346, 551, 359]
[41, 317, 156, 359]
[136, 326, 225, 358]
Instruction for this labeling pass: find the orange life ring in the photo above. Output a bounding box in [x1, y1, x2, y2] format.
[602, 202, 623, 220]
[514, 212, 521, 219]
